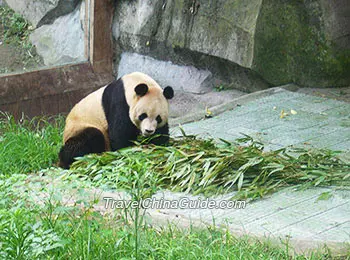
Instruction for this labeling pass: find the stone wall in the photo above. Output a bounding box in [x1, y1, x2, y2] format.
[4, 0, 350, 91]
[113, 0, 269, 93]
[114, 0, 262, 69]
[113, 0, 350, 90]
[252, 0, 350, 87]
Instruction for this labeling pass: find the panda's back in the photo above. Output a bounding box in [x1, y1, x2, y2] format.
[63, 86, 109, 148]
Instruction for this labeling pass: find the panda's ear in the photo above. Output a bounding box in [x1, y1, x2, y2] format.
[163, 86, 174, 99]
[135, 84, 148, 97]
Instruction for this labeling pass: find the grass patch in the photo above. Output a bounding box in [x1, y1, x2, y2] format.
[0, 6, 30, 44]
[71, 133, 350, 200]
[0, 113, 64, 176]
[0, 175, 339, 259]
[0, 5, 43, 74]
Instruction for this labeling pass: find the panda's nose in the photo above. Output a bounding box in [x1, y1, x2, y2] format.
[145, 129, 154, 134]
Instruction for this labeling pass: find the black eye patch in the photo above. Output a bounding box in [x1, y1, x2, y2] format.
[156, 115, 162, 124]
[138, 113, 148, 121]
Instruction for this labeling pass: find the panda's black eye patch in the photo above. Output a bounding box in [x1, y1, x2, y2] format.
[156, 115, 162, 124]
[138, 113, 148, 121]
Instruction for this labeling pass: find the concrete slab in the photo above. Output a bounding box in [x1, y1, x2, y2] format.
[171, 88, 350, 153]
[144, 187, 350, 254]
[166, 88, 350, 254]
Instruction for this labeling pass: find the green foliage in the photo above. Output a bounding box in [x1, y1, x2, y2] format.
[214, 84, 228, 92]
[0, 6, 42, 71]
[0, 175, 335, 259]
[0, 113, 64, 176]
[0, 174, 64, 259]
[0, 210, 64, 259]
[71, 134, 350, 201]
[0, 172, 342, 259]
[0, 6, 30, 44]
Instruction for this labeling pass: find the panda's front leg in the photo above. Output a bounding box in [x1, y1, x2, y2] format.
[109, 137, 134, 151]
[108, 122, 139, 151]
[150, 123, 170, 145]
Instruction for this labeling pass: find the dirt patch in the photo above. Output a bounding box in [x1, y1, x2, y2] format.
[0, 35, 44, 74]
[0, 6, 44, 75]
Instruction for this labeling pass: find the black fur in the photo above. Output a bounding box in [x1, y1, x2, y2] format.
[163, 86, 174, 99]
[58, 127, 105, 169]
[102, 78, 140, 150]
[150, 123, 170, 145]
[135, 84, 148, 96]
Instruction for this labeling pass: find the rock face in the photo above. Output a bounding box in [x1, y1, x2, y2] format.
[4, 0, 80, 28]
[252, 0, 350, 87]
[4, 0, 350, 91]
[321, 0, 350, 50]
[113, 0, 269, 93]
[114, 0, 350, 88]
[29, 3, 85, 66]
[114, 0, 261, 69]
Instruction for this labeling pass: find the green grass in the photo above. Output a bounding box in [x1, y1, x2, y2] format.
[0, 113, 64, 176]
[0, 114, 349, 259]
[0, 176, 339, 259]
[0, 6, 33, 48]
[0, 5, 43, 74]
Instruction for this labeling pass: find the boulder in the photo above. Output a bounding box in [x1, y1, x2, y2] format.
[29, 3, 85, 66]
[113, 0, 350, 88]
[252, 0, 350, 87]
[113, 0, 261, 69]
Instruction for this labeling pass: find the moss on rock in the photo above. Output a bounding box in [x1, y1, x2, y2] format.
[253, 0, 350, 87]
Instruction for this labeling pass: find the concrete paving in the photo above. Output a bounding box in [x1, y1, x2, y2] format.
[169, 88, 246, 119]
[158, 86, 350, 254]
[171, 86, 350, 152]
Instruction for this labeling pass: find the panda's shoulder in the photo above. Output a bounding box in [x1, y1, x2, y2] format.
[102, 78, 125, 98]
[101, 78, 128, 113]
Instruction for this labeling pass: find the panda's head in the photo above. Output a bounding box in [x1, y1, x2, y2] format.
[124, 73, 174, 136]
[131, 84, 174, 136]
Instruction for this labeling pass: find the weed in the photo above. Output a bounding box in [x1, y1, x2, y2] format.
[0, 6, 43, 72]
[214, 84, 228, 92]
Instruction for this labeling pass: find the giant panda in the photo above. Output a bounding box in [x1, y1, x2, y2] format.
[58, 72, 174, 169]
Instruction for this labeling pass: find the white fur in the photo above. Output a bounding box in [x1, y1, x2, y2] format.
[63, 86, 110, 150]
[122, 72, 169, 136]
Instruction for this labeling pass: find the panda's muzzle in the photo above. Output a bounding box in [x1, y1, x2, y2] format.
[140, 117, 157, 136]
[144, 129, 155, 136]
